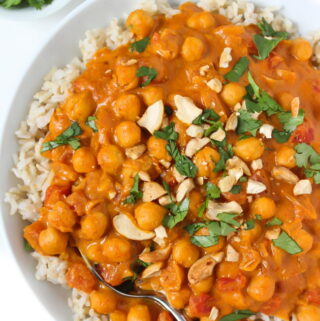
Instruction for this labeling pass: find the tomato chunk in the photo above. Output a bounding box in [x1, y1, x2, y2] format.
[217, 273, 247, 292]
[261, 295, 282, 314]
[189, 293, 214, 317]
[291, 122, 314, 144]
[44, 185, 71, 208]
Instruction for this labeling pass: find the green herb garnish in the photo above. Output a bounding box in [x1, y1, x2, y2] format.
[220, 310, 255, 321]
[244, 219, 255, 230]
[123, 174, 143, 204]
[1, 0, 52, 9]
[236, 110, 262, 136]
[272, 231, 303, 255]
[154, 122, 179, 141]
[278, 109, 305, 133]
[86, 116, 98, 132]
[192, 109, 220, 125]
[272, 129, 291, 143]
[130, 36, 150, 53]
[163, 198, 190, 228]
[266, 217, 283, 227]
[230, 185, 241, 194]
[224, 57, 250, 82]
[24, 239, 33, 252]
[136, 66, 158, 87]
[217, 212, 241, 227]
[41, 122, 82, 152]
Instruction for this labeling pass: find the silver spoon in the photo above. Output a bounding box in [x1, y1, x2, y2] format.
[79, 249, 189, 321]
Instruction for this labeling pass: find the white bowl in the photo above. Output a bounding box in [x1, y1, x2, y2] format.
[1, 0, 320, 320]
[0, 0, 73, 20]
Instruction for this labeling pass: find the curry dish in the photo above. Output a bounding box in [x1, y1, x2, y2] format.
[23, 2, 320, 321]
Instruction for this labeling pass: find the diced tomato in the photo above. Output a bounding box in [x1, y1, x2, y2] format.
[65, 263, 98, 293]
[99, 263, 130, 287]
[261, 295, 282, 315]
[189, 294, 215, 317]
[157, 311, 174, 321]
[291, 122, 314, 144]
[44, 185, 71, 208]
[306, 288, 320, 305]
[66, 191, 88, 216]
[222, 191, 247, 205]
[23, 221, 46, 253]
[217, 273, 248, 292]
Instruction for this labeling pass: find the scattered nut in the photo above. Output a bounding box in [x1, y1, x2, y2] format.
[158, 195, 174, 206]
[212, 252, 224, 263]
[206, 200, 243, 220]
[186, 124, 204, 138]
[226, 156, 251, 176]
[185, 137, 210, 158]
[272, 166, 299, 184]
[246, 179, 267, 194]
[200, 64, 210, 76]
[293, 179, 312, 195]
[176, 178, 195, 202]
[137, 100, 164, 134]
[153, 225, 168, 246]
[138, 171, 151, 182]
[225, 112, 238, 131]
[226, 244, 239, 262]
[210, 128, 226, 142]
[142, 262, 163, 279]
[206, 78, 223, 93]
[197, 177, 204, 185]
[219, 47, 232, 68]
[218, 175, 236, 193]
[139, 245, 172, 263]
[251, 159, 263, 171]
[159, 159, 171, 168]
[188, 254, 217, 284]
[125, 144, 146, 160]
[259, 124, 274, 139]
[142, 182, 167, 202]
[173, 167, 186, 183]
[209, 307, 219, 321]
[265, 227, 281, 240]
[174, 95, 202, 124]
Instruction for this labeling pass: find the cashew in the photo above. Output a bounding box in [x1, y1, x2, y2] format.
[142, 182, 167, 202]
[218, 175, 236, 193]
[206, 78, 222, 93]
[137, 100, 164, 134]
[206, 200, 243, 220]
[225, 244, 239, 262]
[185, 137, 210, 158]
[174, 95, 202, 124]
[265, 227, 281, 240]
[219, 47, 232, 68]
[141, 262, 163, 279]
[210, 128, 226, 142]
[246, 179, 267, 194]
[259, 124, 274, 139]
[188, 254, 218, 284]
[186, 124, 204, 138]
[176, 178, 195, 202]
[139, 245, 172, 263]
[138, 171, 151, 182]
[293, 179, 312, 195]
[153, 225, 168, 246]
[251, 159, 263, 171]
[125, 144, 146, 160]
[173, 166, 186, 183]
[272, 166, 299, 184]
[225, 112, 238, 131]
[209, 307, 219, 321]
[113, 213, 155, 240]
[226, 156, 251, 176]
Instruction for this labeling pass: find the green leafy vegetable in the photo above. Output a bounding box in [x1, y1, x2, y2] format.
[24, 239, 33, 252]
[163, 198, 190, 228]
[136, 66, 158, 87]
[236, 110, 262, 135]
[191, 235, 220, 247]
[211, 139, 234, 173]
[239, 176, 248, 183]
[244, 219, 255, 230]
[305, 165, 320, 184]
[206, 182, 221, 199]
[255, 214, 262, 221]
[217, 212, 241, 227]
[162, 181, 173, 201]
[1, 0, 52, 9]
[266, 217, 283, 227]
[272, 231, 303, 255]
[278, 109, 305, 132]
[154, 122, 179, 141]
[130, 36, 150, 53]
[86, 116, 98, 132]
[124, 174, 143, 204]
[230, 185, 241, 194]
[295, 143, 320, 168]
[192, 109, 220, 125]
[204, 121, 223, 137]
[272, 129, 291, 143]
[219, 309, 255, 321]
[224, 57, 250, 82]
[253, 18, 289, 60]
[41, 122, 82, 152]
[186, 221, 221, 247]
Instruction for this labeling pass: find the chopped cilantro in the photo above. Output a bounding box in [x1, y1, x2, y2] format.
[220, 309, 255, 321]
[239, 176, 248, 183]
[255, 214, 262, 221]
[24, 239, 33, 252]
[86, 116, 98, 132]
[266, 217, 283, 227]
[136, 66, 157, 87]
[205, 182, 221, 199]
[230, 185, 241, 194]
[272, 129, 291, 143]
[192, 109, 220, 125]
[130, 36, 150, 53]
[278, 109, 305, 133]
[272, 231, 303, 255]
[162, 181, 173, 201]
[123, 174, 143, 204]
[244, 219, 255, 230]
[212, 139, 234, 173]
[236, 110, 262, 135]
[295, 143, 320, 168]
[163, 198, 190, 228]
[224, 57, 250, 82]
[217, 212, 241, 227]
[154, 122, 178, 141]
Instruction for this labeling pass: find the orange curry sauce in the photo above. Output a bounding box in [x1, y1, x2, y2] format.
[24, 2, 320, 321]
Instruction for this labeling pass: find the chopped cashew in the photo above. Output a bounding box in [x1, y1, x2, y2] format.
[137, 100, 164, 134]
[226, 156, 251, 176]
[159, 159, 171, 168]
[210, 128, 226, 142]
[219, 47, 232, 68]
[272, 166, 299, 184]
[206, 200, 243, 220]
[174, 95, 202, 124]
[225, 112, 238, 131]
[291, 97, 300, 118]
[173, 167, 186, 183]
[206, 78, 223, 93]
[122, 59, 138, 66]
[225, 244, 239, 262]
[138, 171, 151, 182]
[185, 137, 210, 158]
[141, 262, 163, 279]
[218, 175, 236, 193]
[209, 307, 219, 321]
[153, 225, 168, 246]
[212, 252, 225, 263]
[259, 124, 274, 139]
[113, 213, 155, 241]
[176, 178, 195, 202]
[200, 64, 210, 76]
[142, 182, 167, 202]
[228, 167, 244, 181]
[265, 227, 281, 240]
[247, 179, 267, 194]
[125, 144, 146, 160]
[188, 255, 217, 284]
[293, 179, 312, 195]
[139, 245, 172, 263]
[186, 124, 204, 138]
[197, 177, 204, 185]
[159, 195, 174, 206]
[251, 159, 263, 171]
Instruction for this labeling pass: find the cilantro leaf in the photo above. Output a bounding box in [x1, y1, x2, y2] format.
[278, 109, 305, 133]
[295, 143, 320, 168]
[197, 199, 209, 217]
[305, 165, 320, 184]
[217, 212, 241, 227]
[236, 110, 262, 135]
[130, 36, 150, 53]
[220, 221, 236, 235]
[272, 129, 291, 143]
[184, 222, 207, 235]
[230, 185, 241, 194]
[136, 66, 157, 87]
[163, 198, 190, 228]
[205, 182, 221, 199]
[204, 121, 223, 137]
[212, 139, 234, 173]
[220, 310, 255, 321]
[266, 217, 283, 227]
[1, 0, 21, 7]
[244, 219, 255, 230]
[41, 122, 82, 152]
[191, 235, 219, 247]
[162, 181, 173, 201]
[225, 57, 250, 82]
[124, 174, 143, 204]
[86, 116, 98, 132]
[272, 231, 303, 255]
[257, 18, 288, 38]
[24, 239, 33, 252]
[192, 109, 220, 125]
[154, 122, 178, 141]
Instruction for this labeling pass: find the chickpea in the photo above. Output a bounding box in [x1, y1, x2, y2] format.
[64, 91, 96, 122]
[191, 277, 213, 294]
[115, 63, 138, 89]
[47, 201, 77, 233]
[221, 82, 246, 107]
[247, 274, 275, 302]
[126, 9, 154, 38]
[166, 288, 191, 309]
[102, 236, 132, 262]
[187, 12, 216, 30]
[39, 227, 68, 255]
[172, 238, 200, 268]
[152, 29, 182, 60]
[79, 212, 109, 240]
[141, 86, 164, 106]
[193, 146, 220, 179]
[275, 146, 296, 168]
[110, 311, 127, 321]
[250, 197, 276, 219]
[97, 145, 124, 174]
[147, 136, 172, 161]
[296, 304, 320, 321]
[114, 121, 141, 148]
[181, 37, 205, 62]
[49, 112, 70, 137]
[233, 137, 264, 161]
[72, 147, 97, 173]
[277, 92, 294, 111]
[135, 202, 167, 231]
[127, 304, 151, 321]
[90, 288, 117, 314]
[114, 94, 141, 121]
[291, 38, 313, 61]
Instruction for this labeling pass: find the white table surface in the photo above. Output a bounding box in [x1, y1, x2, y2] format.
[0, 2, 85, 320]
